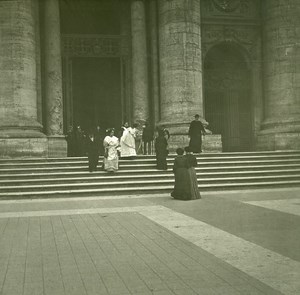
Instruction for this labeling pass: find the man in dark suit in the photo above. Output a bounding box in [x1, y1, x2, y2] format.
[94, 125, 105, 156]
[142, 122, 154, 155]
[188, 114, 206, 153]
[86, 131, 99, 172]
[74, 125, 86, 156]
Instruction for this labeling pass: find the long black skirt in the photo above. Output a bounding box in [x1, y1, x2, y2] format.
[189, 135, 202, 153]
[172, 167, 201, 200]
[156, 154, 167, 170]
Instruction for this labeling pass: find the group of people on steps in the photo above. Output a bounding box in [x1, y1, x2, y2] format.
[66, 114, 208, 201]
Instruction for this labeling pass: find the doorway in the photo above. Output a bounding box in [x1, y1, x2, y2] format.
[71, 57, 122, 133]
[204, 44, 253, 151]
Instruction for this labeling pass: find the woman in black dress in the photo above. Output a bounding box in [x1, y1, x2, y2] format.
[184, 146, 201, 199]
[171, 148, 190, 200]
[155, 129, 168, 170]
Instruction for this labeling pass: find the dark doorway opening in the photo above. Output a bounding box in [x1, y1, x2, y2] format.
[204, 44, 253, 152]
[71, 57, 122, 133]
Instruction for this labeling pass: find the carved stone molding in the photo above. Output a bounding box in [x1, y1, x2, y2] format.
[201, 0, 259, 20]
[62, 34, 129, 57]
[202, 25, 259, 59]
[211, 0, 247, 13]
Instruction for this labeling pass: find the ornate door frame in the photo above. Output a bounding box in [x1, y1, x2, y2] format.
[61, 34, 131, 132]
[201, 25, 262, 149]
[201, 0, 263, 148]
[203, 43, 252, 151]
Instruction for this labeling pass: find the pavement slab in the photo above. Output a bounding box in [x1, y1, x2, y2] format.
[0, 188, 299, 295]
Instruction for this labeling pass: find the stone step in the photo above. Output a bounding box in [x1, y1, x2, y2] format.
[1, 174, 300, 193]
[0, 150, 299, 163]
[1, 151, 299, 199]
[0, 180, 300, 199]
[1, 164, 300, 180]
[1, 159, 300, 174]
[0, 152, 299, 167]
[1, 168, 300, 187]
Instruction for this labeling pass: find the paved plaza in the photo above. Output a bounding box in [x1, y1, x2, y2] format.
[0, 188, 299, 295]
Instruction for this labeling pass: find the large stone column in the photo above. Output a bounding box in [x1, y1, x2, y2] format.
[149, 0, 160, 125]
[0, 0, 47, 158]
[257, 0, 300, 150]
[158, 0, 204, 148]
[131, 0, 149, 124]
[43, 0, 67, 157]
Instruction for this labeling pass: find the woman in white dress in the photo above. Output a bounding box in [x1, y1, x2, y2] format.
[120, 124, 137, 159]
[103, 128, 119, 172]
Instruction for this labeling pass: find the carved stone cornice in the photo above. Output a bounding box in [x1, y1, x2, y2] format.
[62, 34, 129, 57]
[201, 0, 259, 21]
[202, 25, 259, 58]
[211, 0, 246, 13]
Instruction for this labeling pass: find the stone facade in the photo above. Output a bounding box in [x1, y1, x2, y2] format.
[158, 0, 204, 149]
[257, 0, 300, 150]
[0, 0, 299, 158]
[0, 0, 46, 158]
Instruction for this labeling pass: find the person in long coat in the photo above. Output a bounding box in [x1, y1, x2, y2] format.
[117, 122, 129, 139]
[188, 114, 206, 153]
[171, 148, 190, 200]
[86, 131, 99, 172]
[94, 125, 105, 156]
[155, 129, 168, 170]
[184, 146, 201, 199]
[120, 124, 137, 159]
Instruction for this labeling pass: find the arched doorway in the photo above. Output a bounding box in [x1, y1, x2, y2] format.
[204, 44, 253, 152]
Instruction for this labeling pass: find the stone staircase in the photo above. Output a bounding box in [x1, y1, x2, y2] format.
[0, 151, 300, 199]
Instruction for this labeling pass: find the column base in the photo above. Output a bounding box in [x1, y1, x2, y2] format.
[0, 134, 67, 158]
[157, 122, 222, 153]
[0, 137, 48, 158]
[202, 135, 222, 153]
[47, 136, 67, 158]
[256, 131, 300, 151]
[166, 134, 222, 153]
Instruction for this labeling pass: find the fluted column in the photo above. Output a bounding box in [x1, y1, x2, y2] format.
[44, 0, 63, 135]
[131, 0, 149, 124]
[0, 0, 42, 135]
[158, 0, 203, 147]
[258, 0, 300, 150]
